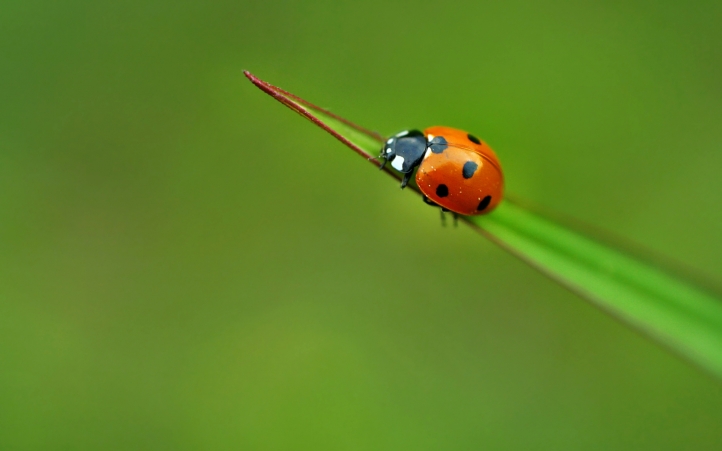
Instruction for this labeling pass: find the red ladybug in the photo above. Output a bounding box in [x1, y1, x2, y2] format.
[379, 126, 504, 216]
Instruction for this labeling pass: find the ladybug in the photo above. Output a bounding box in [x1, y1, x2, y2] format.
[379, 126, 504, 216]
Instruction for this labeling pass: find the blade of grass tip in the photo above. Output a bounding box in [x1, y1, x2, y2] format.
[243, 70, 395, 176]
[244, 71, 722, 381]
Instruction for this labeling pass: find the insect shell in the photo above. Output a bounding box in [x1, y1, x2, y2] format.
[378, 126, 504, 216]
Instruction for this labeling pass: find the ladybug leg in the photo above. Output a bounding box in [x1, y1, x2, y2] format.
[378, 154, 387, 170]
[400, 171, 413, 189]
[452, 212, 459, 228]
[423, 197, 451, 227]
[422, 196, 437, 207]
[440, 207, 453, 227]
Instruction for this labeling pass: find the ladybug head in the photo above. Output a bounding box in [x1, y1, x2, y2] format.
[379, 129, 427, 174]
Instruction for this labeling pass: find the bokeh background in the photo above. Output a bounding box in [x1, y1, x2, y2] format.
[2, 1, 722, 449]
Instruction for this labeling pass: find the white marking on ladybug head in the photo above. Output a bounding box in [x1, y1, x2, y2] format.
[386, 138, 394, 144]
[396, 130, 409, 137]
[385, 146, 392, 154]
[391, 156, 405, 171]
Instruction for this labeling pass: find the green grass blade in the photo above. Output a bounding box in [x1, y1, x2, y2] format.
[471, 202, 722, 377]
[244, 71, 722, 380]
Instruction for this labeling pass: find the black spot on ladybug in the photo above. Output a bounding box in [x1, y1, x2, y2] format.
[467, 134, 481, 144]
[477, 195, 491, 211]
[436, 184, 449, 197]
[429, 136, 448, 154]
[462, 161, 478, 179]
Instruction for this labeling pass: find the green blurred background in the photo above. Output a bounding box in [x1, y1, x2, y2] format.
[2, 0, 722, 449]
